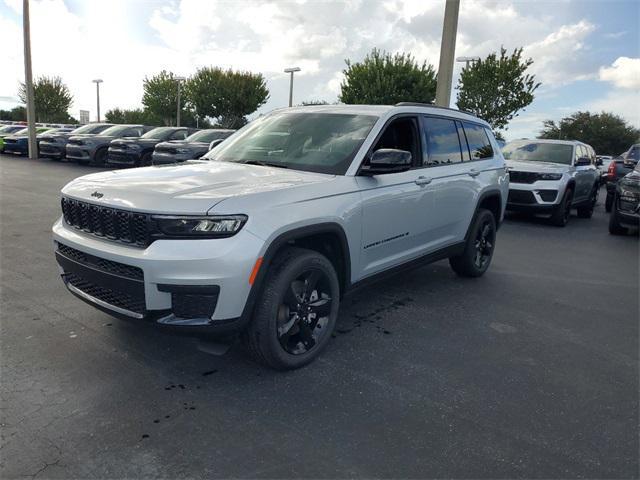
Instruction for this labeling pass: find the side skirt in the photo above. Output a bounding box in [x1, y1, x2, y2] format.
[346, 242, 465, 296]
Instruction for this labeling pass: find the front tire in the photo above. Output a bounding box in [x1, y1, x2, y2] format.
[93, 147, 108, 166]
[449, 209, 496, 278]
[243, 247, 340, 370]
[550, 188, 573, 227]
[139, 152, 152, 167]
[577, 184, 598, 218]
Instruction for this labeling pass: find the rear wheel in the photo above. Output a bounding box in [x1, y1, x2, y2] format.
[577, 184, 598, 218]
[449, 209, 496, 278]
[243, 247, 339, 370]
[550, 188, 573, 227]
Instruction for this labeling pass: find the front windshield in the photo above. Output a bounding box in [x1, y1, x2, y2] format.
[72, 124, 111, 135]
[186, 130, 230, 143]
[100, 125, 134, 136]
[204, 112, 378, 175]
[142, 127, 173, 140]
[502, 141, 573, 165]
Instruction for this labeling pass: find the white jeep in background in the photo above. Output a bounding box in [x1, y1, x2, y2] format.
[53, 104, 508, 369]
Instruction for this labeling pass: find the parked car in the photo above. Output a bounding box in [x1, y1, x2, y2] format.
[53, 103, 508, 369]
[152, 129, 235, 165]
[605, 144, 640, 212]
[596, 155, 614, 184]
[609, 162, 640, 235]
[106, 126, 197, 168]
[503, 139, 599, 226]
[40, 123, 113, 160]
[0, 125, 27, 151]
[66, 124, 152, 166]
[2, 127, 52, 155]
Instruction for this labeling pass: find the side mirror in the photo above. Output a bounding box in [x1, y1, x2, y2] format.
[575, 157, 591, 167]
[361, 148, 412, 175]
[208, 138, 224, 151]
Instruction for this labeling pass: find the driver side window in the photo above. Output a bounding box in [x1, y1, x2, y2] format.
[370, 117, 419, 167]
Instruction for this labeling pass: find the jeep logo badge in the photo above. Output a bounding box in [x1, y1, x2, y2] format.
[91, 191, 104, 199]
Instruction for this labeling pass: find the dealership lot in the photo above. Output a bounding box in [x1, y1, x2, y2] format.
[0, 154, 637, 478]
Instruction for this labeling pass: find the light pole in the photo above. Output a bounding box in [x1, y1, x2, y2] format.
[175, 76, 186, 126]
[456, 56, 480, 69]
[23, 0, 37, 159]
[435, 0, 460, 107]
[92, 79, 103, 122]
[284, 67, 301, 107]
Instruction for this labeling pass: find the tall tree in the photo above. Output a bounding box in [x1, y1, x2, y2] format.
[0, 106, 27, 121]
[18, 76, 73, 123]
[456, 47, 540, 133]
[339, 49, 436, 105]
[538, 111, 640, 155]
[185, 67, 269, 128]
[141, 70, 194, 126]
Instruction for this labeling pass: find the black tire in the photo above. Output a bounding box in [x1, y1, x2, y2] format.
[243, 247, 340, 370]
[139, 152, 152, 167]
[608, 203, 627, 235]
[550, 188, 573, 227]
[93, 147, 108, 166]
[449, 209, 496, 278]
[605, 192, 614, 213]
[577, 184, 598, 218]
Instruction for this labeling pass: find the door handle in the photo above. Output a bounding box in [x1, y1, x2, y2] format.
[415, 176, 432, 186]
[468, 168, 480, 177]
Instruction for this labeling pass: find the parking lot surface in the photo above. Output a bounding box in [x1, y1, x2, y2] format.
[1, 154, 638, 479]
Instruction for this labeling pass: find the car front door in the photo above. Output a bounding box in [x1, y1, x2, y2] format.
[574, 145, 595, 201]
[356, 116, 438, 278]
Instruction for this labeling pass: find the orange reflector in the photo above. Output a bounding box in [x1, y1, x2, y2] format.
[249, 257, 263, 285]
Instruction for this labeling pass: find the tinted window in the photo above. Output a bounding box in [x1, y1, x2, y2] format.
[462, 122, 493, 159]
[170, 130, 189, 140]
[371, 117, 420, 166]
[423, 117, 462, 166]
[187, 130, 232, 143]
[142, 127, 174, 139]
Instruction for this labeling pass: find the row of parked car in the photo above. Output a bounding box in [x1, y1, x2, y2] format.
[0, 123, 235, 167]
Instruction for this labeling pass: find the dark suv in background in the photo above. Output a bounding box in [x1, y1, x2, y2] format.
[39, 123, 112, 160]
[106, 126, 197, 168]
[609, 162, 640, 235]
[66, 124, 152, 166]
[605, 144, 639, 211]
[152, 128, 235, 165]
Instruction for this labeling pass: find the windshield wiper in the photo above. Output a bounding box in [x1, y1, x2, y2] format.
[243, 160, 288, 169]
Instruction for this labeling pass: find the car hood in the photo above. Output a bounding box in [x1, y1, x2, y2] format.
[112, 138, 160, 147]
[156, 140, 209, 149]
[506, 159, 569, 173]
[61, 160, 334, 215]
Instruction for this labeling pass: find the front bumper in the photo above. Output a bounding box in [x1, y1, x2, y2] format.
[107, 149, 140, 166]
[66, 146, 94, 162]
[3, 141, 28, 155]
[151, 152, 193, 165]
[52, 218, 264, 332]
[40, 142, 66, 158]
[506, 182, 562, 212]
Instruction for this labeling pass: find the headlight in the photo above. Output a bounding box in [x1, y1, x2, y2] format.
[619, 186, 639, 201]
[152, 215, 247, 238]
[538, 173, 563, 180]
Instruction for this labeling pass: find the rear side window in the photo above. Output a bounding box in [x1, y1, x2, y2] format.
[170, 130, 188, 140]
[423, 117, 462, 166]
[462, 122, 493, 160]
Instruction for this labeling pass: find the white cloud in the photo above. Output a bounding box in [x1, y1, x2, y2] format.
[585, 89, 640, 128]
[599, 57, 640, 89]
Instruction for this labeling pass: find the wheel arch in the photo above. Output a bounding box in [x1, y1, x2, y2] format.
[240, 223, 352, 323]
[465, 189, 503, 240]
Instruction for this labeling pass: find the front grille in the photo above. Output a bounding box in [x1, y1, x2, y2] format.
[66, 272, 146, 314]
[508, 190, 536, 204]
[68, 139, 83, 145]
[508, 171, 538, 184]
[61, 197, 150, 247]
[57, 242, 143, 280]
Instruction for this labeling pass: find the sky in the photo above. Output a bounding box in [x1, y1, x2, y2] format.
[1, 0, 638, 140]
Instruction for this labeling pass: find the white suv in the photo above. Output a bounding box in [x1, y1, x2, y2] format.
[503, 139, 600, 226]
[53, 104, 508, 369]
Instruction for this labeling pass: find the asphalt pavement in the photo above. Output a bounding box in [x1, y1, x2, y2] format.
[1, 154, 638, 479]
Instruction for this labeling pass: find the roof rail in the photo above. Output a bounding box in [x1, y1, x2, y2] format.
[394, 102, 476, 117]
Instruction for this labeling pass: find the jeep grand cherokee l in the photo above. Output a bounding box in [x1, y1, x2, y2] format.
[53, 104, 508, 370]
[503, 139, 599, 226]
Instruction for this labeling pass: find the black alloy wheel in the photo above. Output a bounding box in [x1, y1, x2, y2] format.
[473, 220, 495, 270]
[276, 268, 333, 355]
